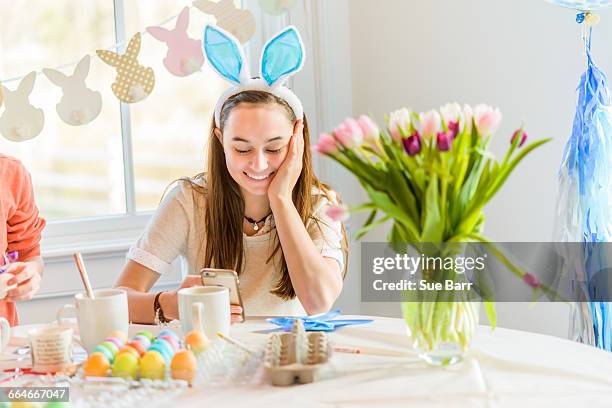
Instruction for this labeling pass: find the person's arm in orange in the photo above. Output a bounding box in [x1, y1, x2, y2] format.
[4, 161, 46, 301]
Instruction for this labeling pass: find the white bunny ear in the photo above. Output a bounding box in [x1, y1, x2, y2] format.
[203, 24, 249, 85]
[260, 26, 304, 87]
[42, 68, 68, 88]
[73, 55, 91, 81]
[17, 72, 37, 96]
[175, 7, 190, 32]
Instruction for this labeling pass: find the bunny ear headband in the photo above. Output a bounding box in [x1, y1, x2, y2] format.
[203, 24, 305, 127]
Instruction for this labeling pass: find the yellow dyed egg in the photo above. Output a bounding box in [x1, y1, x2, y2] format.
[170, 350, 197, 385]
[83, 352, 110, 377]
[112, 351, 139, 379]
[139, 350, 166, 380]
[184, 330, 210, 354]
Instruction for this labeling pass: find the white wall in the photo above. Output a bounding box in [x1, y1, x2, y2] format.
[346, 0, 612, 337]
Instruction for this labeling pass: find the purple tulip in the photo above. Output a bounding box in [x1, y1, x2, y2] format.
[523, 273, 540, 288]
[436, 131, 452, 152]
[448, 121, 459, 139]
[511, 129, 528, 147]
[402, 131, 421, 156]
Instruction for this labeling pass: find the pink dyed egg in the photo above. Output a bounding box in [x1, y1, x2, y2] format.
[158, 335, 180, 351]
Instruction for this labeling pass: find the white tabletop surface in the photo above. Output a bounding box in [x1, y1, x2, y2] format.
[173, 315, 612, 408]
[5, 315, 612, 407]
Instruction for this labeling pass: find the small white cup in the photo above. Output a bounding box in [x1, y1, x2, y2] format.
[0, 317, 10, 354]
[29, 326, 73, 373]
[57, 289, 129, 353]
[178, 286, 230, 339]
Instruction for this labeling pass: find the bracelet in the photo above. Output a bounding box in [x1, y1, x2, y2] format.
[153, 291, 171, 325]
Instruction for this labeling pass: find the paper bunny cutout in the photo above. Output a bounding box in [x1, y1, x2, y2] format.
[43, 55, 102, 126]
[0, 72, 45, 142]
[146, 7, 204, 77]
[194, 0, 256, 44]
[258, 0, 296, 15]
[203, 24, 305, 126]
[96, 33, 155, 103]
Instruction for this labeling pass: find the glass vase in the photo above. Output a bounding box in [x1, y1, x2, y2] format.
[402, 300, 479, 366]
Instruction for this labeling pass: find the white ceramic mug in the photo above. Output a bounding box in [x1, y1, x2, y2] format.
[0, 317, 10, 354]
[57, 289, 129, 353]
[29, 326, 74, 373]
[178, 286, 230, 339]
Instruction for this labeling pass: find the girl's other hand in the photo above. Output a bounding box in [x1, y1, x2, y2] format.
[159, 275, 202, 321]
[268, 119, 304, 203]
[231, 304, 244, 323]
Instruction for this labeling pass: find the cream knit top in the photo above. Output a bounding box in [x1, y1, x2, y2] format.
[127, 179, 345, 317]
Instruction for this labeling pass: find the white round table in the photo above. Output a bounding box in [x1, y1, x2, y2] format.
[175, 315, 612, 408]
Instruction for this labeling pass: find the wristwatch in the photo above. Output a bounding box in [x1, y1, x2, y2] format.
[153, 291, 171, 324]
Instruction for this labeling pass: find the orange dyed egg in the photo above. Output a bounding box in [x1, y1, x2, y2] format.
[126, 341, 146, 357]
[110, 330, 127, 342]
[184, 330, 210, 354]
[117, 345, 140, 360]
[171, 350, 197, 385]
[83, 352, 111, 377]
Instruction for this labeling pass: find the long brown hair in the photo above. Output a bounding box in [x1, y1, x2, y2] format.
[185, 90, 348, 299]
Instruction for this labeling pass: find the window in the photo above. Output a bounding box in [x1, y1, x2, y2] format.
[0, 0, 310, 253]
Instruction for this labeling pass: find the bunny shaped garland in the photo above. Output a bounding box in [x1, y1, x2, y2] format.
[96, 33, 155, 103]
[203, 24, 305, 126]
[194, 0, 256, 44]
[43, 55, 102, 126]
[147, 7, 204, 77]
[0, 72, 45, 142]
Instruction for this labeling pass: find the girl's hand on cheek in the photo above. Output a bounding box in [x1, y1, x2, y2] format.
[268, 119, 304, 203]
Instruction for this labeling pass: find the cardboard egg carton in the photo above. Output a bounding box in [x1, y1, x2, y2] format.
[263, 319, 331, 386]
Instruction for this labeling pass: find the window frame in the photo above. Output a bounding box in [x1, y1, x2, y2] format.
[41, 0, 314, 258]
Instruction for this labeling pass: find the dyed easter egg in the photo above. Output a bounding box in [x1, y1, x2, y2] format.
[83, 352, 110, 377]
[159, 335, 180, 351]
[140, 350, 166, 380]
[105, 336, 123, 349]
[44, 402, 70, 408]
[184, 330, 210, 354]
[110, 330, 128, 342]
[132, 334, 151, 348]
[148, 344, 171, 364]
[127, 341, 147, 357]
[117, 345, 140, 360]
[158, 329, 179, 339]
[153, 338, 175, 356]
[93, 345, 115, 363]
[100, 341, 119, 355]
[112, 351, 139, 379]
[136, 330, 154, 341]
[171, 350, 197, 385]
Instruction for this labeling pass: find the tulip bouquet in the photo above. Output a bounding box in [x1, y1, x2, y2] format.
[315, 103, 551, 364]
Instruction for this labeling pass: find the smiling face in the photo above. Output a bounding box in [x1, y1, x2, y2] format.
[216, 102, 294, 196]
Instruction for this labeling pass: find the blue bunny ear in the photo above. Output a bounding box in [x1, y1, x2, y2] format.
[260, 26, 304, 87]
[203, 25, 249, 85]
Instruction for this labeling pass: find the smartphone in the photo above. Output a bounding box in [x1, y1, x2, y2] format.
[200, 268, 245, 322]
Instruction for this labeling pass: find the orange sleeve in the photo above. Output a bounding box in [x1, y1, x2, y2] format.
[6, 162, 46, 260]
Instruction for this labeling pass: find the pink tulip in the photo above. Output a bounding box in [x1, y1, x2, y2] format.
[357, 115, 380, 143]
[436, 131, 452, 151]
[474, 104, 502, 136]
[334, 118, 364, 149]
[402, 131, 421, 156]
[314, 132, 339, 155]
[419, 110, 441, 139]
[326, 204, 349, 222]
[511, 129, 528, 147]
[388, 108, 411, 142]
[523, 273, 540, 288]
